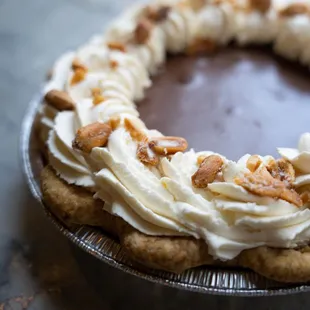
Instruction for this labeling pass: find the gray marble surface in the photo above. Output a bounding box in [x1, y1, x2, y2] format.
[1, 0, 310, 308]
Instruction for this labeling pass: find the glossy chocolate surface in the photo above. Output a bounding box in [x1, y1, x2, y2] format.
[139, 47, 310, 160]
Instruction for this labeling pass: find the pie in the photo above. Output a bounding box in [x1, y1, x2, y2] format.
[38, 0, 310, 283]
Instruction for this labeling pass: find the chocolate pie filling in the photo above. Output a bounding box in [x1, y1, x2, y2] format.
[139, 47, 310, 160]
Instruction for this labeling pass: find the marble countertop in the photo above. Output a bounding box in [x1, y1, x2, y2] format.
[1, 0, 310, 308]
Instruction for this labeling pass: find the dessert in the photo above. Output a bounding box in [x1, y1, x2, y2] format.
[38, 0, 310, 282]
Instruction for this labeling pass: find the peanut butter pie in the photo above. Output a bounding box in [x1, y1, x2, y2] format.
[39, 0, 310, 282]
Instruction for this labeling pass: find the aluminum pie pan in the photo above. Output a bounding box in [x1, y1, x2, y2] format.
[20, 92, 310, 296]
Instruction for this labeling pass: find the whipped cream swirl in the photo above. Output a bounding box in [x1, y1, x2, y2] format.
[279, 133, 310, 189]
[47, 112, 95, 187]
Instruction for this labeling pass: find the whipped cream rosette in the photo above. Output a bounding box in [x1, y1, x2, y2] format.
[279, 133, 310, 190]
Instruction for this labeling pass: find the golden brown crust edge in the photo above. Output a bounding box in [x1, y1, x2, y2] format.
[40, 166, 216, 272]
[239, 246, 310, 283]
[40, 165, 310, 282]
[40, 165, 120, 236]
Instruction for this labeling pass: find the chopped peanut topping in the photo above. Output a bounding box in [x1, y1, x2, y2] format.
[249, 0, 271, 13]
[134, 18, 153, 44]
[265, 158, 278, 176]
[71, 68, 87, 85]
[234, 167, 303, 207]
[246, 155, 262, 172]
[149, 136, 188, 155]
[44, 89, 75, 111]
[91, 88, 105, 106]
[275, 158, 295, 185]
[107, 42, 126, 52]
[71, 59, 88, 71]
[186, 38, 217, 56]
[137, 139, 159, 166]
[92, 95, 105, 106]
[109, 60, 118, 69]
[107, 116, 121, 131]
[123, 118, 159, 165]
[279, 3, 308, 17]
[72, 122, 112, 153]
[91, 87, 101, 96]
[145, 5, 171, 22]
[124, 118, 147, 142]
[192, 155, 224, 188]
[267, 158, 295, 187]
[70, 59, 88, 85]
[301, 192, 310, 205]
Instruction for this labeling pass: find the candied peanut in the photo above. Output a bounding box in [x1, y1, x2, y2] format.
[267, 158, 295, 187]
[107, 42, 126, 52]
[92, 93, 105, 106]
[249, 0, 271, 13]
[137, 139, 159, 166]
[72, 122, 112, 153]
[266, 158, 278, 176]
[91, 88, 105, 105]
[107, 116, 121, 131]
[124, 118, 147, 142]
[279, 3, 308, 17]
[148, 136, 188, 155]
[234, 167, 303, 207]
[301, 192, 310, 205]
[186, 38, 217, 56]
[192, 155, 224, 188]
[276, 159, 295, 184]
[44, 89, 75, 111]
[134, 18, 153, 44]
[70, 59, 88, 85]
[246, 155, 262, 172]
[70, 68, 87, 85]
